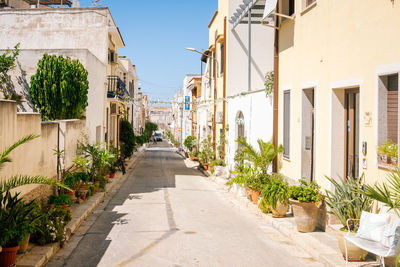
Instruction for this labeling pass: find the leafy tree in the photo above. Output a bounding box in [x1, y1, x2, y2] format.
[0, 43, 19, 99]
[183, 136, 197, 152]
[120, 119, 136, 158]
[144, 122, 158, 141]
[29, 54, 89, 120]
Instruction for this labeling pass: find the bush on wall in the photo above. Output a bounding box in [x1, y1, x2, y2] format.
[29, 54, 89, 120]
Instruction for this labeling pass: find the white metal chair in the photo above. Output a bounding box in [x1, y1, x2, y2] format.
[344, 211, 400, 267]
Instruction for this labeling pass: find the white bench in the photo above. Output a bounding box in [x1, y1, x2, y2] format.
[345, 211, 400, 267]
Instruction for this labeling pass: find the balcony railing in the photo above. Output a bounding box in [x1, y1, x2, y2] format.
[107, 76, 130, 99]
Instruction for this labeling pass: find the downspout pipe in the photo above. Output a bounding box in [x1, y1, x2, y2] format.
[222, 17, 227, 159]
[272, 1, 279, 173]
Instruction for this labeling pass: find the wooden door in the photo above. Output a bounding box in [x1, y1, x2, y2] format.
[344, 89, 360, 178]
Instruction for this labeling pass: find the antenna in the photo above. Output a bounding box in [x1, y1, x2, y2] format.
[92, 0, 102, 6]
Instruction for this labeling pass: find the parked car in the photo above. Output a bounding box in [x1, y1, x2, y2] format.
[154, 132, 162, 142]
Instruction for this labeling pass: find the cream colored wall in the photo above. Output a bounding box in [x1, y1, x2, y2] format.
[278, 0, 400, 190]
[0, 101, 86, 198]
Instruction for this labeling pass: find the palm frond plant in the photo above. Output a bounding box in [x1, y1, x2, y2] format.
[325, 175, 373, 231]
[325, 175, 372, 260]
[0, 134, 38, 168]
[236, 137, 283, 175]
[365, 168, 400, 217]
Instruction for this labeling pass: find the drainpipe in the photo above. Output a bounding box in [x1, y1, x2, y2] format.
[222, 17, 227, 159]
[272, 1, 279, 173]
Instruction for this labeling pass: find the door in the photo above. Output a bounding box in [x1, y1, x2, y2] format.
[301, 89, 315, 181]
[344, 89, 360, 178]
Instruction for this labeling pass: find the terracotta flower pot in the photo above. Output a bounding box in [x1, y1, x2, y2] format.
[109, 172, 116, 178]
[290, 199, 319, 232]
[0, 245, 20, 267]
[272, 201, 289, 218]
[65, 190, 75, 197]
[190, 156, 195, 161]
[60, 204, 69, 211]
[203, 164, 210, 170]
[18, 233, 30, 254]
[337, 230, 368, 261]
[0, 246, 2, 253]
[251, 190, 260, 204]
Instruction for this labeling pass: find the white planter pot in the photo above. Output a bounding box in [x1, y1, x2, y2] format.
[238, 186, 247, 197]
[231, 182, 238, 193]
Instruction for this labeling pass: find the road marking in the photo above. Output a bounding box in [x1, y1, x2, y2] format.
[116, 151, 178, 267]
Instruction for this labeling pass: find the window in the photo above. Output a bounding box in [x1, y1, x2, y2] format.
[282, 0, 295, 17]
[220, 43, 224, 74]
[212, 52, 216, 78]
[378, 73, 399, 167]
[302, 0, 316, 10]
[283, 91, 291, 158]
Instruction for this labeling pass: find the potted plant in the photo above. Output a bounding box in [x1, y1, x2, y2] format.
[289, 179, 322, 232]
[18, 201, 41, 254]
[199, 136, 215, 170]
[377, 140, 398, 167]
[0, 191, 36, 267]
[246, 175, 264, 204]
[63, 173, 79, 198]
[48, 194, 72, 210]
[325, 175, 372, 261]
[184, 136, 197, 158]
[262, 174, 289, 217]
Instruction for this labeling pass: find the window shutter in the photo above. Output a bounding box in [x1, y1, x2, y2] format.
[387, 74, 398, 143]
[283, 91, 291, 157]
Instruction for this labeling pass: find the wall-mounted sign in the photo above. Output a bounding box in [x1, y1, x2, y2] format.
[185, 96, 190, 111]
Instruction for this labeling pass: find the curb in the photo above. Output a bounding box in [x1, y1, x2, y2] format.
[15, 150, 144, 267]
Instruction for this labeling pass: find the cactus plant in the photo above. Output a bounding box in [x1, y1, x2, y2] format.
[29, 54, 89, 120]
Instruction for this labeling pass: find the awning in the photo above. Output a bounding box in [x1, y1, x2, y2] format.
[262, 0, 277, 25]
[229, 0, 267, 29]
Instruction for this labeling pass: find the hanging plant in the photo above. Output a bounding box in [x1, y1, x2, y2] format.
[264, 71, 274, 97]
[29, 54, 89, 121]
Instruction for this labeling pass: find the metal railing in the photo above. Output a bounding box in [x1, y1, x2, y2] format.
[107, 76, 130, 99]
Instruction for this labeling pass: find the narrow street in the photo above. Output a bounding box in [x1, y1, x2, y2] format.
[47, 141, 320, 267]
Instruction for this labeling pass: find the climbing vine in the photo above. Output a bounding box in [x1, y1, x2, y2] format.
[29, 54, 89, 120]
[264, 71, 274, 97]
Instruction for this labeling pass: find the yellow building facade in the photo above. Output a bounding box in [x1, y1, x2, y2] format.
[208, 0, 228, 158]
[278, 0, 400, 190]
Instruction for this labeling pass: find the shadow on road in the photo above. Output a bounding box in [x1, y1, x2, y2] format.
[62, 141, 202, 267]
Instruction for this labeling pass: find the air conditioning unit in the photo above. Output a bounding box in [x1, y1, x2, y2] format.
[216, 111, 223, 124]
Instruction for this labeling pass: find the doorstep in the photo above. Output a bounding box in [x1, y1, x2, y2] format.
[15, 149, 144, 267]
[203, 174, 380, 267]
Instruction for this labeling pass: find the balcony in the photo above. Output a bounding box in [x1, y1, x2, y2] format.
[107, 76, 130, 99]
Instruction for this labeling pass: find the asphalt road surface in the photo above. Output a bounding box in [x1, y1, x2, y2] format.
[47, 141, 321, 267]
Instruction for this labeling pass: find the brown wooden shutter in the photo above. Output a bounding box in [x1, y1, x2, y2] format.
[284, 91, 291, 157]
[387, 74, 398, 143]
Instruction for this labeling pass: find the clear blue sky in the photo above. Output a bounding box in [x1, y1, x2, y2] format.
[79, 0, 217, 102]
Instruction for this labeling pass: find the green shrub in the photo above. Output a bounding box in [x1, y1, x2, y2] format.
[184, 136, 197, 152]
[48, 194, 72, 206]
[63, 173, 80, 189]
[262, 174, 289, 209]
[29, 54, 89, 120]
[31, 204, 72, 247]
[289, 179, 321, 204]
[120, 119, 136, 158]
[258, 198, 272, 214]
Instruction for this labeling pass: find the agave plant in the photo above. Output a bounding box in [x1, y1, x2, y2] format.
[0, 134, 68, 193]
[236, 137, 283, 175]
[365, 168, 400, 217]
[325, 175, 373, 231]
